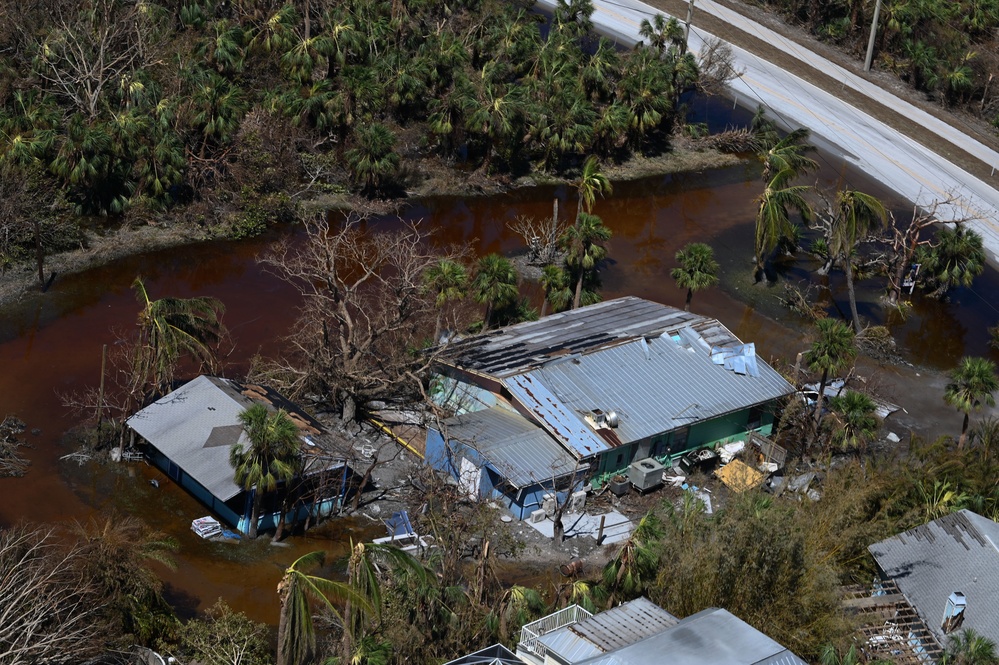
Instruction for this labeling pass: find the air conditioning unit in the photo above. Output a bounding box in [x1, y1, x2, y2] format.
[542, 493, 557, 516]
[568, 490, 586, 513]
[529, 509, 547, 524]
[628, 458, 665, 492]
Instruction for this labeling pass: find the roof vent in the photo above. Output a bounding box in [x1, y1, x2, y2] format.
[942, 591, 967, 634]
[606, 411, 619, 428]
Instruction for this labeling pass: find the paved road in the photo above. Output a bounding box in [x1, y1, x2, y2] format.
[536, 0, 999, 265]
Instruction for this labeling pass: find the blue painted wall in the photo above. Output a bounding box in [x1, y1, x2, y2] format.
[426, 427, 574, 520]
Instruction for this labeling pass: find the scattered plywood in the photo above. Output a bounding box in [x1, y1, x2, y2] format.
[715, 459, 765, 493]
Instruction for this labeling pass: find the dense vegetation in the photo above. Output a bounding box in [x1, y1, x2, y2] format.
[0, 0, 700, 276]
[754, 0, 999, 122]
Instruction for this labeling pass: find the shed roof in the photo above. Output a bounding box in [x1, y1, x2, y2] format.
[576, 608, 807, 665]
[443, 407, 580, 488]
[444, 644, 522, 665]
[126, 376, 350, 502]
[537, 597, 679, 662]
[868, 509, 999, 646]
[442, 297, 744, 379]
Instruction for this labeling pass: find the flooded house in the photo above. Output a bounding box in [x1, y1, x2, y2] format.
[447, 597, 807, 665]
[126, 375, 356, 535]
[426, 297, 795, 520]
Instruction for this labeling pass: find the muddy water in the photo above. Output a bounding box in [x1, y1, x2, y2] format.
[2, 152, 998, 624]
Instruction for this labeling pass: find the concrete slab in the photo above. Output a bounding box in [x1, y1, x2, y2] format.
[524, 510, 635, 545]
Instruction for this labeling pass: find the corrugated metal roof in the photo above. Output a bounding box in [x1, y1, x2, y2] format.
[443, 297, 740, 378]
[126, 376, 350, 502]
[869, 509, 999, 646]
[505, 374, 612, 457]
[540, 596, 680, 660]
[516, 334, 793, 448]
[444, 407, 580, 488]
[575, 608, 807, 665]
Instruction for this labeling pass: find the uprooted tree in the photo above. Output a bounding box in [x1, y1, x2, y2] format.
[257, 214, 470, 421]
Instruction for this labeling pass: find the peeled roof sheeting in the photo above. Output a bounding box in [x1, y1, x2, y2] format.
[443, 297, 741, 378]
[505, 374, 612, 456]
[522, 335, 793, 447]
[869, 509, 999, 646]
[444, 407, 580, 487]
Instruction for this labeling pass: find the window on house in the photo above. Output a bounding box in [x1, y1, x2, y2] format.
[748, 406, 764, 430]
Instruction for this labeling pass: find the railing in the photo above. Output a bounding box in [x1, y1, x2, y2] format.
[518, 605, 593, 659]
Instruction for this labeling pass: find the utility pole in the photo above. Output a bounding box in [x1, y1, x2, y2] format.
[684, 0, 696, 47]
[864, 0, 883, 72]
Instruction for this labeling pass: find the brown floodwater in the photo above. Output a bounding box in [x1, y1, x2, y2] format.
[2, 147, 998, 625]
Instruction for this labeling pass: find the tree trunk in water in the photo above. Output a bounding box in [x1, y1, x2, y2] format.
[573, 271, 583, 310]
[684, 288, 693, 311]
[844, 254, 862, 333]
[274, 496, 290, 541]
[959, 411, 970, 449]
[276, 576, 291, 665]
[249, 487, 262, 539]
[540, 298, 549, 318]
[33, 218, 44, 285]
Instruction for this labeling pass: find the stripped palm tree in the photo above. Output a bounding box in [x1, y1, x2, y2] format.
[830, 190, 888, 333]
[132, 277, 226, 398]
[277, 550, 371, 665]
[753, 168, 811, 282]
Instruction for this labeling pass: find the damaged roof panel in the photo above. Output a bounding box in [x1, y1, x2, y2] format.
[441, 297, 739, 378]
[505, 374, 612, 457]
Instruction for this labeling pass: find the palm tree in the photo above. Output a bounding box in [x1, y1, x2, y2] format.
[540, 264, 573, 316]
[601, 513, 663, 608]
[758, 127, 818, 183]
[422, 258, 468, 341]
[132, 277, 226, 398]
[804, 318, 857, 435]
[826, 390, 880, 454]
[671, 243, 719, 311]
[277, 550, 371, 665]
[346, 123, 400, 196]
[943, 628, 999, 665]
[562, 212, 612, 309]
[638, 14, 686, 55]
[472, 254, 518, 330]
[574, 155, 613, 222]
[944, 357, 999, 449]
[924, 225, 986, 298]
[229, 404, 301, 539]
[754, 168, 812, 282]
[830, 190, 888, 333]
[491, 585, 546, 642]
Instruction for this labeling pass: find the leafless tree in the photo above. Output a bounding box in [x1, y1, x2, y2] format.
[0, 526, 105, 665]
[873, 196, 977, 307]
[507, 206, 566, 266]
[0, 416, 31, 478]
[696, 37, 744, 96]
[34, 0, 153, 119]
[258, 214, 468, 421]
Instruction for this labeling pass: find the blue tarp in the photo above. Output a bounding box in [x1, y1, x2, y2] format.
[385, 510, 415, 539]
